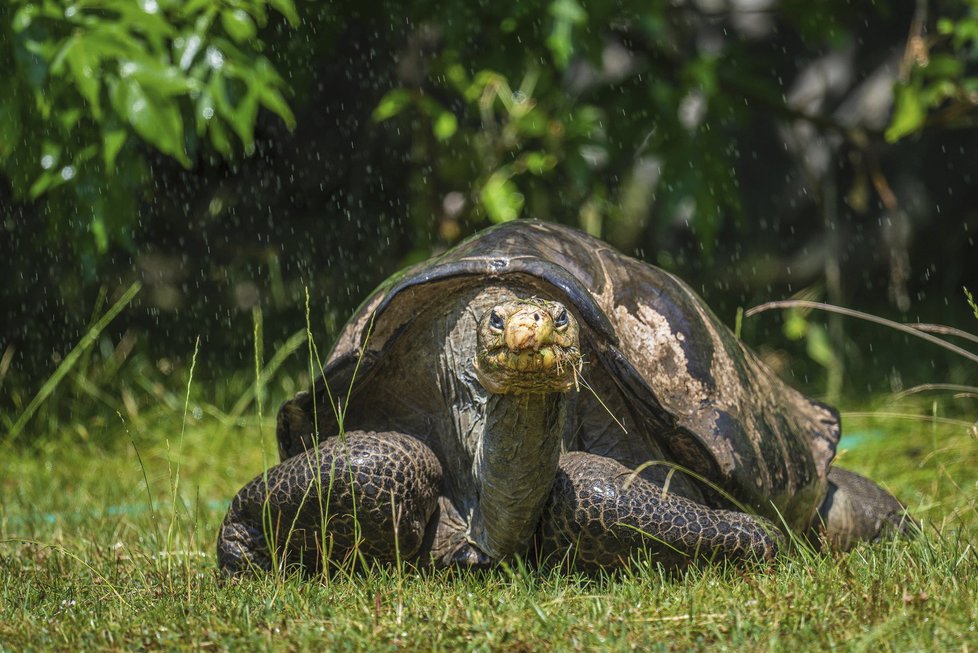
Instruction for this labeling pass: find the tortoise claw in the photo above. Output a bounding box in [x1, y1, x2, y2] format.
[448, 543, 494, 569]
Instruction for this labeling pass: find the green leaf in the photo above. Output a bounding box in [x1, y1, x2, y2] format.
[125, 61, 198, 97]
[233, 90, 259, 148]
[211, 68, 259, 148]
[65, 38, 103, 119]
[445, 63, 468, 91]
[29, 170, 60, 198]
[195, 91, 216, 135]
[522, 151, 556, 174]
[922, 55, 964, 79]
[547, 0, 586, 69]
[91, 215, 109, 253]
[180, 0, 216, 18]
[80, 30, 145, 62]
[0, 95, 23, 160]
[550, 0, 586, 23]
[102, 126, 128, 171]
[783, 311, 808, 340]
[688, 55, 718, 96]
[920, 80, 957, 106]
[515, 111, 548, 137]
[268, 0, 300, 25]
[221, 9, 257, 44]
[111, 77, 190, 166]
[12, 6, 37, 33]
[805, 323, 837, 369]
[57, 107, 84, 130]
[259, 87, 295, 128]
[885, 84, 925, 142]
[433, 111, 457, 141]
[481, 170, 524, 223]
[373, 89, 412, 122]
[547, 23, 574, 69]
[207, 114, 232, 156]
[258, 86, 296, 129]
[965, 287, 978, 321]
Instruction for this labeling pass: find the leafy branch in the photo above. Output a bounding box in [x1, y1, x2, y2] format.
[1, 0, 298, 251]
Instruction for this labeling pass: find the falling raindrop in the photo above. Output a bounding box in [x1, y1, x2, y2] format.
[179, 35, 203, 70]
[206, 47, 225, 70]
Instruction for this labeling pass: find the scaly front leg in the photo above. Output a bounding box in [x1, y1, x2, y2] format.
[538, 452, 782, 570]
[218, 431, 442, 575]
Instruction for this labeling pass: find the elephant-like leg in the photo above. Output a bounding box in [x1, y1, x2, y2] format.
[538, 452, 782, 570]
[812, 467, 916, 550]
[217, 430, 442, 575]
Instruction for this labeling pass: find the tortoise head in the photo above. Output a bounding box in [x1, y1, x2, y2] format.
[473, 298, 582, 394]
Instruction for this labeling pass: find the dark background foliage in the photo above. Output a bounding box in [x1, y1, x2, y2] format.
[2, 0, 977, 434]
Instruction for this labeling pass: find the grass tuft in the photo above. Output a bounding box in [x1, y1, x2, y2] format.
[1, 295, 976, 649]
[1, 389, 975, 650]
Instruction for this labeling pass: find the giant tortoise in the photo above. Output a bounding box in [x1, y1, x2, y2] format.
[218, 220, 912, 573]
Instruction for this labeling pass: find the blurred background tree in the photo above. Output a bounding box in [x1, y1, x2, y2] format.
[2, 0, 977, 435]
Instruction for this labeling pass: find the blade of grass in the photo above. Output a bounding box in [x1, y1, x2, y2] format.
[0, 538, 133, 609]
[906, 323, 978, 347]
[892, 383, 978, 399]
[118, 411, 162, 552]
[166, 335, 200, 584]
[253, 304, 265, 428]
[7, 281, 141, 440]
[841, 411, 976, 428]
[745, 299, 978, 365]
[227, 329, 306, 420]
[0, 344, 14, 396]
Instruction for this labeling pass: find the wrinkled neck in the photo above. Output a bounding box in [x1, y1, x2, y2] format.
[470, 392, 565, 559]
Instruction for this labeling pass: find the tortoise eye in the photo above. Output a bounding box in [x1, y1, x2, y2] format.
[554, 308, 569, 330]
[489, 310, 505, 332]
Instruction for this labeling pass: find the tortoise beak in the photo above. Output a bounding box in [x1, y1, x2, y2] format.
[504, 307, 555, 352]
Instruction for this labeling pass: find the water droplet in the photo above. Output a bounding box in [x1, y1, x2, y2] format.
[201, 106, 214, 120]
[41, 155, 55, 170]
[179, 35, 202, 70]
[60, 166, 76, 181]
[206, 47, 225, 70]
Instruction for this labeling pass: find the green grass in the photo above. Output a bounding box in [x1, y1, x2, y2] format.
[1, 368, 977, 650]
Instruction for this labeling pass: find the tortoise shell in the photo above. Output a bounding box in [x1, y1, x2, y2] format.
[281, 220, 839, 531]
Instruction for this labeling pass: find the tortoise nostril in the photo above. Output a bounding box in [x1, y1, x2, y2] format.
[534, 313, 540, 322]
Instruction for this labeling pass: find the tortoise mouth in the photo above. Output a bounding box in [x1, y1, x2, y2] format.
[474, 298, 582, 395]
[474, 344, 582, 394]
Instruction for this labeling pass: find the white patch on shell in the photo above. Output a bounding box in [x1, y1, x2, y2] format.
[679, 287, 761, 481]
[670, 274, 832, 525]
[612, 302, 710, 418]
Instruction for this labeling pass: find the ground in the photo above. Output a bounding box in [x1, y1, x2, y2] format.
[1, 383, 976, 651]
